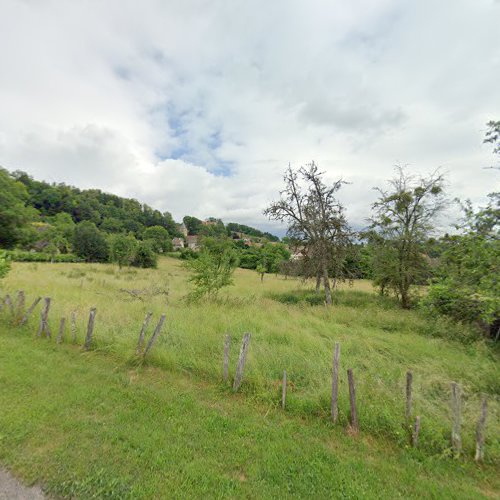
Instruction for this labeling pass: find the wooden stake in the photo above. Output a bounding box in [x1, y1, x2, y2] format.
[331, 342, 340, 423]
[15, 290, 25, 323]
[4, 294, 14, 315]
[143, 313, 166, 358]
[475, 397, 487, 462]
[20, 297, 41, 326]
[233, 333, 251, 391]
[347, 368, 359, 433]
[36, 297, 51, 338]
[70, 311, 77, 343]
[412, 416, 421, 447]
[136, 311, 153, 355]
[84, 307, 96, 351]
[406, 370, 413, 424]
[282, 369, 287, 410]
[223, 334, 231, 382]
[451, 382, 462, 456]
[57, 317, 66, 344]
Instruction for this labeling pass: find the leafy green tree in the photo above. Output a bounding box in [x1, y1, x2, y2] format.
[72, 221, 109, 262]
[0, 168, 38, 248]
[0, 250, 10, 280]
[422, 193, 499, 331]
[100, 217, 125, 233]
[131, 240, 157, 268]
[256, 263, 266, 283]
[143, 226, 172, 253]
[109, 234, 138, 268]
[183, 216, 203, 235]
[369, 167, 445, 308]
[184, 238, 238, 300]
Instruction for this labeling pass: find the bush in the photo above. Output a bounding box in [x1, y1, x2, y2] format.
[73, 222, 109, 262]
[6, 250, 83, 263]
[131, 241, 157, 268]
[0, 250, 11, 279]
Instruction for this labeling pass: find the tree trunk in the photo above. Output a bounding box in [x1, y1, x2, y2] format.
[315, 273, 321, 294]
[323, 267, 332, 305]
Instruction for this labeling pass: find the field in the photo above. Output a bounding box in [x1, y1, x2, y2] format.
[0, 257, 499, 498]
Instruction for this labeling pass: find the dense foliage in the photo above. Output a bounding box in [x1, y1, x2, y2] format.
[422, 193, 499, 333]
[184, 238, 238, 300]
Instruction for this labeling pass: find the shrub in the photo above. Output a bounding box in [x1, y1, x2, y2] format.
[131, 241, 157, 268]
[73, 222, 109, 262]
[0, 250, 10, 279]
[6, 250, 82, 263]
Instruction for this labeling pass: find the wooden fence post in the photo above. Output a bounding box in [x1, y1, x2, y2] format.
[143, 313, 166, 358]
[347, 368, 359, 434]
[15, 290, 25, 324]
[233, 333, 251, 391]
[20, 297, 41, 326]
[405, 371, 413, 425]
[36, 297, 51, 338]
[4, 294, 14, 315]
[223, 334, 231, 382]
[70, 311, 77, 343]
[136, 312, 153, 355]
[282, 369, 287, 410]
[84, 308, 96, 351]
[331, 342, 340, 423]
[412, 416, 421, 447]
[57, 317, 66, 344]
[475, 397, 487, 462]
[451, 382, 462, 456]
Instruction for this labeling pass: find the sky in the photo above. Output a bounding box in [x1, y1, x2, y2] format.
[0, 0, 499, 236]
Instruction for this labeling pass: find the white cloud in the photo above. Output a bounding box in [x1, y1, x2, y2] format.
[0, 0, 498, 235]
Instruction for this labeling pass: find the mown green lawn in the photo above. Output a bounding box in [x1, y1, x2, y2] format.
[0, 257, 498, 498]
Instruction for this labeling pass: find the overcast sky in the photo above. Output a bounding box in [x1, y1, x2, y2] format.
[1, 0, 499, 235]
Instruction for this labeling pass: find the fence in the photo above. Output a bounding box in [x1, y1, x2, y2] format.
[0, 289, 491, 462]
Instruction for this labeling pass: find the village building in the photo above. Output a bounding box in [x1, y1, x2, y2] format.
[172, 237, 185, 250]
[186, 235, 200, 250]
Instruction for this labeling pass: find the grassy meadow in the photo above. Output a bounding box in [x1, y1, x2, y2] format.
[0, 257, 499, 498]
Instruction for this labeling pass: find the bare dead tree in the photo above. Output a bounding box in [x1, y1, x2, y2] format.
[264, 162, 353, 304]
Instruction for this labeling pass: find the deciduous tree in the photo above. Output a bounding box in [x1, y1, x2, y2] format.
[264, 162, 352, 305]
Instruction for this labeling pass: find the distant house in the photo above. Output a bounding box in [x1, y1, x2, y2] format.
[186, 235, 200, 250]
[172, 237, 185, 250]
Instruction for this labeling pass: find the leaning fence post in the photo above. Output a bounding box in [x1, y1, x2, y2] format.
[136, 312, 153, 355]
[84, 307, 97, 351]
[412, 416, 421, 447]
[475, 397, 487, 462]
[405, 370, 413, 425]
[57, 317, 66, 344]
[347, 368, 359, 434]
[233, 333, 251, 391]
[223, 334, 231, 382]
[331, 342, 340, 423]
[282, 369, 287, 410]
[20, 297, 41, 326]
[143, 313, 166, 358]
[36, 297, 51, 338]
[451, 382, 462, 456]
[4, 294, 14, 315]
[70, 311, 77, 343]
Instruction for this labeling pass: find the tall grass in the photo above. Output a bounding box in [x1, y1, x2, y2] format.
[1, 257, 498, 463]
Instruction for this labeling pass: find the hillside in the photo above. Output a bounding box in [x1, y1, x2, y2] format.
[0, 257, 498, 498]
